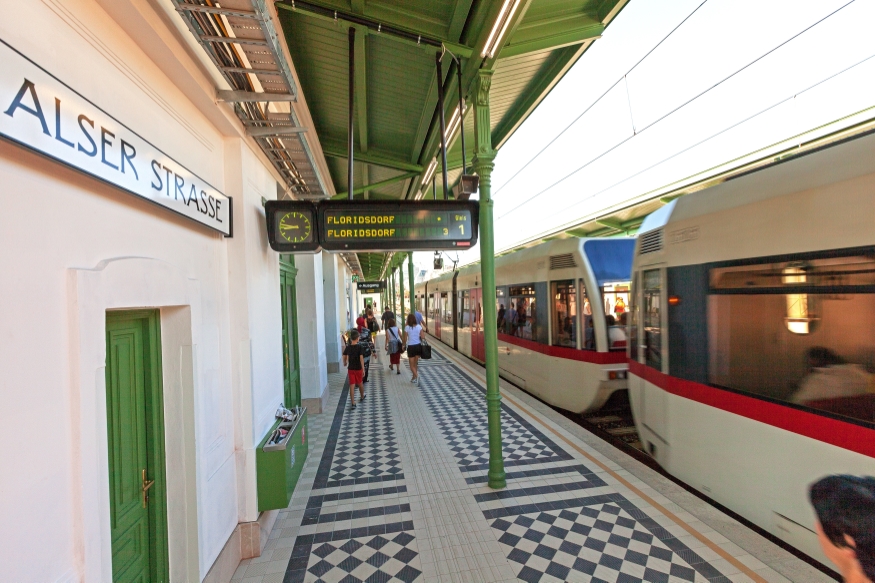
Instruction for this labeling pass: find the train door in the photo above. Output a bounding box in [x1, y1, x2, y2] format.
[452, 272, 459, 350]
[432, 292, 441, 340]
[636, 267, 669, 460]
[471, 288, 485, 361]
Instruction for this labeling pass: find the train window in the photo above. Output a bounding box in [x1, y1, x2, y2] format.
[708, 252, 875, 424]
[551, 281, 577, 348]
[508, 285, 539, 342]
[604, 282, 631, 351]
[580, 281, 595, 350]
[643, 270, 662, 370]
[629, 272, 639, 360]
[459, 290, 470, 330]
[440, 292, 450, 324]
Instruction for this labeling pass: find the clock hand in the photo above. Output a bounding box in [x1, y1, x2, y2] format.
[280, 224, 300, 230]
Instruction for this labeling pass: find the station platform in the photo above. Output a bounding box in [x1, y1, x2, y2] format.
[234, 336, 835, 583]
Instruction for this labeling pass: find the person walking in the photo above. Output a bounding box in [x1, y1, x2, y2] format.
[403, 313, 423, 384]
[414, 307, 427, 333]
[384, 318, 403, 375]
[343, 330, 365, 409]
[381, 306, 395, 330]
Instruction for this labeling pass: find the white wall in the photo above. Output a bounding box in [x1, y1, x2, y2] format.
[295, 254, 329, 410]
[321, 253, 343, 371]
[0, 0, 290, 580]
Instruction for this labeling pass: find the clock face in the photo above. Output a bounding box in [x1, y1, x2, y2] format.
[278, 211, 312, 243]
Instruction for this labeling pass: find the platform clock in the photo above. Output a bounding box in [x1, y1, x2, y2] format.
[279, 211, 311, 243]
[265, 201, 320, 252]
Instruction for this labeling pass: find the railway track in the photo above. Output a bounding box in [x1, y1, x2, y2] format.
[578, 389, 644, 453]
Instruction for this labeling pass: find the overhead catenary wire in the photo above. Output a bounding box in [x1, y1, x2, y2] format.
[544, 51, 875, 226]
[493, 0, 711, 198]
[496, 0, 857, 221]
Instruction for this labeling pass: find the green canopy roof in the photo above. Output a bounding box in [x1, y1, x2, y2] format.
[275, 0, 628, 279]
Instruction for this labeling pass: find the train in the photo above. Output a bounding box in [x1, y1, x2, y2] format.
[627, 129, 875, 566]
[413, 236, 636, 413]
[416, 129, 875, 569]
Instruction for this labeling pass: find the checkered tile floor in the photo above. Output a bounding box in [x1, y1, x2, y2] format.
[286, 366, 423, 583]
[232, 333, 833, 583]
[416, 362, 572, 472]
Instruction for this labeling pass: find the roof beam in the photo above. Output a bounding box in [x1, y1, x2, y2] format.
[499, 22, 604, 58]
[447, 0, 475, 41]
[595, 218, 623, 230]
[333, 172, 419, 199]
[247, 126, 308, 137]
[277, 1, 473, 57]
[322, 142, 423, 173]
[216, 90, 296, 102]
[176, 4, 259, 19]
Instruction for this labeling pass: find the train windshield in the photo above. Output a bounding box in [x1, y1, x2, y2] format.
[584, 239, 635, 350]
[708, 251, 875, 424]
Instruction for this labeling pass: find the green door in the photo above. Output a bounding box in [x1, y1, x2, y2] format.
[280, 257, 302, 407]
[106, 311, 169, 582]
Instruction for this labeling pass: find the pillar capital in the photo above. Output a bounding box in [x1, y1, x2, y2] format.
[473, 69, 495, 161]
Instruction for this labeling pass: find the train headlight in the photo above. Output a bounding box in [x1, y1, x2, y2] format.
[608, 370, 627, 380]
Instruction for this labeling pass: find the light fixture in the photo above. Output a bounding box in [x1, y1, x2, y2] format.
[422, 158, 438, 187]
[481, 0, 521, 58]
[445, 106, 461, 140]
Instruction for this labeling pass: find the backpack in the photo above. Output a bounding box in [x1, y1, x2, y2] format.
[387, 327, 402, 354]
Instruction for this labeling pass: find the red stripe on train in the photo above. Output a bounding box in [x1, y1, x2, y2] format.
[497, 333, 627, 365]
[628, 360, 875, 459]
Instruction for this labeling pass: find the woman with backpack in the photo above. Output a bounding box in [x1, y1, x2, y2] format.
[384, 318, 402, 374]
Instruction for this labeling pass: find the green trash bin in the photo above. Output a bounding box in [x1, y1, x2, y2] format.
[256, 409, 308, 512]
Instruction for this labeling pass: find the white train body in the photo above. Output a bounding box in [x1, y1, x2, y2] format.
[628, 131, 875, 568]
[415, 237, 635, 413]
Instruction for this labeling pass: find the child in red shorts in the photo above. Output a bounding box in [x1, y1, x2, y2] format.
[343, 329, 366, 409]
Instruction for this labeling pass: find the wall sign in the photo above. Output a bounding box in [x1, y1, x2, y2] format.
[0, 39, 232, 236]
[357, 281, 386, 291]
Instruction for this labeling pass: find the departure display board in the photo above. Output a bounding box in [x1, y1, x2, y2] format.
[264, 200, 479, 253]
[265, 200, 319, 252]
[318, 201, 479, 251]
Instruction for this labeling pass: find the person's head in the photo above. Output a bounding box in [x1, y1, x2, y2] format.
[366, 308, 373, 317]
[606, 314, 616, 326]
[349, 329, 360, 343]
[406, 313, 417, 327]
[500, 304, 505, 309]
[810, 475, 875, 581]
[808, 347, 846, 369]
[618, 312, 628, 326]
[388, 318, 396, 328]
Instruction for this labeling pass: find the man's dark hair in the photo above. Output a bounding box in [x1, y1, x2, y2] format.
[349, 329, 360, 341]
[810, 475, 875, 579]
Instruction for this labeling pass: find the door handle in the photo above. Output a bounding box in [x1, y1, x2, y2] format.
[142, 469, 155, 508]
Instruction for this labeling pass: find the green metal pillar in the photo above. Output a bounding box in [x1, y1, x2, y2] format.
[390, 272, 396, 317]
[408, 253, 415, 320]
[398, 265, 406, 326]
[472, 69, 506, 489]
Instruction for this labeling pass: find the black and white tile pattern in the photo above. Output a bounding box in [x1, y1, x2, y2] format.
[415, 348, 728, 583]
[415, 354, 572, 472]
[290, 525, 421, 583]
[284, 367, 422, 583]
[487, 496, 722, 583]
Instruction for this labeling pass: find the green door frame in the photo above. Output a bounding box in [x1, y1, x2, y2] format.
[280, 255, 302, 407]
[105, 309, 170, 582]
